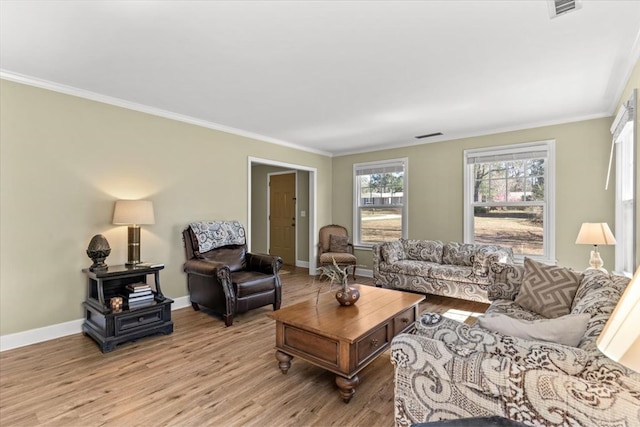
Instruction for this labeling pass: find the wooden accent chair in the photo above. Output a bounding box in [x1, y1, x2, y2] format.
[182, 221, 282, 326]
[318, 224, 357, 279]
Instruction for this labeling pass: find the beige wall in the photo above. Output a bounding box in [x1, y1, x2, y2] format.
[0, 80, 331, 335]
[250, 165, 310, 263]
[2, 58, 638, 337]
[332, 117, 617, 271]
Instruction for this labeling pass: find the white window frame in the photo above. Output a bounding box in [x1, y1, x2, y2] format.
[463, 140, 556, 264]
[353, 158, 408, 248]
[611, 92, 636, 277]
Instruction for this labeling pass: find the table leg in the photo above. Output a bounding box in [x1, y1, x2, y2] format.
[335, 375, 359, 403]
[275, 350, 293, 374]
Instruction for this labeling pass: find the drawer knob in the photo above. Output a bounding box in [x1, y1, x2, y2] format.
[371, 338, 379, 347]
[401, 317, 409, 324]
[138, 316, 144, 322]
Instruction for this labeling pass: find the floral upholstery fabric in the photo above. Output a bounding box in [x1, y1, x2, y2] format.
[429, 265, 490, 285]
[473, 245, 514, 277]
[390, 270, 640, 427]
[402, 239, 444, 263]
[189, 220, 246, 253]
[373, 240, 513, 303]
[442, 242, 476, 266]
[381, 240, 405, 264]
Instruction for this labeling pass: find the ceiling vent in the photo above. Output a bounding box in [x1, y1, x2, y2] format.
[415, 132, 443, 139]
[548, 0, 582, 18]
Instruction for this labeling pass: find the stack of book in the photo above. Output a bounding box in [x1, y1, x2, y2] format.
[125, 282, 155, 308]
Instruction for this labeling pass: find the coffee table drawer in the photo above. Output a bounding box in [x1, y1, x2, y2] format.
[356, 323, 389, 365]
[393, 306, 416, 335]
[283, 325, 339, 367]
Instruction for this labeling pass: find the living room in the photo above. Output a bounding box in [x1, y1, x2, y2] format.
[1, 1, 639, 426]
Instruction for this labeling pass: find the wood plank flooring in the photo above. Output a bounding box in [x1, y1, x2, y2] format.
[0, 267, 489, 427]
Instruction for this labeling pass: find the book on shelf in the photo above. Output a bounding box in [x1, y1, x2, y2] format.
[126, 289, 152, 297]
[127, 293, 154, 302]
[128, 299, 154, 308]
[126, 283, 151, 292]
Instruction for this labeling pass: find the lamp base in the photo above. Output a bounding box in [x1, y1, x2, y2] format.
[126, 225, 141, 266]
[586, 247, 607, 274]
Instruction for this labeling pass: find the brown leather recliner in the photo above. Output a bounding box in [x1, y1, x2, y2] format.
[182, 221, 282, 326]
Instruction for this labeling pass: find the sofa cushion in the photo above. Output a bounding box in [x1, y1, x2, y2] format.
[329, 234, 349, 253]
[472, 245, 514, 277]
[384, 260, 436, 277]
[514, 257, 582, 318]
[319, 252, 357, 265]
[381, 240, 405, 264]
[476, 312, 591, 347]
[402, 239, 443, 263]
[429, 265, 490, 285]
[570, 269, 630, 350]
[442, 242, 475, 266]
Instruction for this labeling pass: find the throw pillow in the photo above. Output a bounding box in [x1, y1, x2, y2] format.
[329, 234, 349, 253]
[514, 257, 582, 318]
[442, 242, 476, 266]
[401, 239, 444, 263]
[472, 245, 514, 277]
[381, 240, 404, 264]
[476, 312, 591, 347]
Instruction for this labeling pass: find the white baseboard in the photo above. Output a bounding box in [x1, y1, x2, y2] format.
[295, 260, 309, 268]
[311, 267, 373, 278]
[356, 268, 373, 278]
[0, 296, 192, 352]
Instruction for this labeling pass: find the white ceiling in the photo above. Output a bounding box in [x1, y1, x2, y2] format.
[1, 1, 640, 156]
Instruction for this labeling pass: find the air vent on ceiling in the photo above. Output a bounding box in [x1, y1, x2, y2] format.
[548, 0, 582, 19]
[415, 132, 443, 139]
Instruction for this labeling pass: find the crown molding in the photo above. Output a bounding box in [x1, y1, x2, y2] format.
[0, 70, 333, 158]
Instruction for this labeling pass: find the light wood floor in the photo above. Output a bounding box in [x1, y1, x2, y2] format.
[0, 267, 489, 427]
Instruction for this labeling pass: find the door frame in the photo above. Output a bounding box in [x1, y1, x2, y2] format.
[267, 170, 297, 265]
[248, 156, 318, 274]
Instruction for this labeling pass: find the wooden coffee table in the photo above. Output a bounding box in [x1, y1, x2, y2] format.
[268, 284, 424, 403]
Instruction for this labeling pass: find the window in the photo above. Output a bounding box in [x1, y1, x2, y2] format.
[611, 92, 636, 276]
[464, 141, 555, 263]
[353, 158, 408, 247]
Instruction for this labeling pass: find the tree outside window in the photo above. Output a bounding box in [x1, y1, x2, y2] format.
[465, 141, 555, 262]
[353, 159, 407, 246]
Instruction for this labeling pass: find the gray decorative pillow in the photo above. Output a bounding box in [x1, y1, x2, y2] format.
[402, 239, 444, 263]
[329, 234, 349, 253]
[476, 312, 591, 347]
[442, 242, 475, 266]
[514, 257, 582, 318]
[381, 240, 404, 264]
[473, 245, 514, 277]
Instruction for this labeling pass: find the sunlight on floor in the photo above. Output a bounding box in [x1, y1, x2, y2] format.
[442, 308, 483, 323]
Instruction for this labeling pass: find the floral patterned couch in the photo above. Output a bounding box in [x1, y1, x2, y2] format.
[390, 263, 640, 426]
[373, 240, 513, 303]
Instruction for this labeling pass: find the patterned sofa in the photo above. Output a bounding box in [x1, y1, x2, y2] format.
[373, 239, 514, 303]
[390, 263, 640, 426]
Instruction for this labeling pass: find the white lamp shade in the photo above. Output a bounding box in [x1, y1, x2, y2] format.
[112, 200, 155, 225]
[597, 267, 640, 373]
[575, 222, 616, 245]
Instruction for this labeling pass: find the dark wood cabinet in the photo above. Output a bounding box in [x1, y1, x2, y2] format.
[82, 264, 173, 352]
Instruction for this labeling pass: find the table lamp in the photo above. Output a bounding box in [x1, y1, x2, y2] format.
[597, 267, 640, 373]
[575, 222, 616, 273]
[113, 200, 155, 266]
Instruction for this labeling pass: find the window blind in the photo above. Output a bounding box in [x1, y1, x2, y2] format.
[466, 149, 548, 164]
[355, 162, 404, 176]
